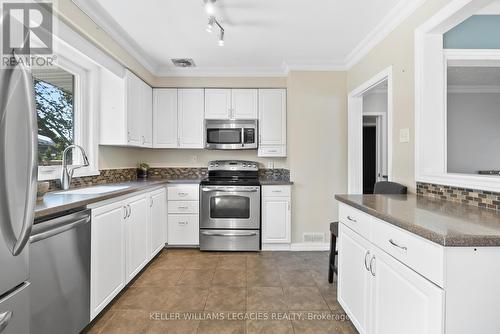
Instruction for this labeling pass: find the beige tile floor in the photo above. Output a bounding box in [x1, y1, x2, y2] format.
[84, 249, 358, 334]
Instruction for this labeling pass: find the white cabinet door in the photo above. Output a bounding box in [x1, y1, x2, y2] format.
[125, 71, 142, 146]
[178, 89, 204, 148]
[150, 188, 167, 257]
[338, 224, 372, 334]
[168, 214, 199, 245]
[91, 201, 126, 319]
[125, 194, 149, 283]
[232, 89, 258, 119]
[153, 89, 178, 148]
[370, 249, 444, 334]
[205, 89, 231, 119]
[262, 197, 291, 243]
[258, 89, 286, 157]
[141, 82, 153, 147]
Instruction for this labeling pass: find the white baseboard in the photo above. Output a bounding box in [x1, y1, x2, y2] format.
[262, 243, 330, 251]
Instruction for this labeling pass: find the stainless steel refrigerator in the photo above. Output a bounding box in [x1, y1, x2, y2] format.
[0, 54, 38, 334]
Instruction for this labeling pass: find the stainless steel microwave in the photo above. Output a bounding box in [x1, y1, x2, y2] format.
[205, 119, 258, 150]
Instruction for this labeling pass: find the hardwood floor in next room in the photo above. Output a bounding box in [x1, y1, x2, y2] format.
[85, 250, 358, 334]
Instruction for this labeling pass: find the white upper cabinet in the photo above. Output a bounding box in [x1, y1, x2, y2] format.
[153, 89, 178, 148]
[258, 89, 287, 157]
[232, 89, 258, 119]
[205, 88, 258, 120]
[100, 69, 152, 147]
[178, 89, 205, 148]
[205, 89, 231, 119]
[153, 88, 204, 149]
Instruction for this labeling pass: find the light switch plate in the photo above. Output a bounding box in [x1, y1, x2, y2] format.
[399, 128, 410, 143]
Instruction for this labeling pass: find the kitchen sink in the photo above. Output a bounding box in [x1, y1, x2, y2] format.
[54, 185, 130, 195]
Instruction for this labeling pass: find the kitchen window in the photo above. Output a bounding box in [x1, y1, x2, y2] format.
[33, 66, 76, 167]
[33, 51, 99, 181]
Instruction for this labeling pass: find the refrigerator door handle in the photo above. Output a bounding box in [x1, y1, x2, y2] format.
[0, 310, 13, 333]
[0, 51, 38, 256]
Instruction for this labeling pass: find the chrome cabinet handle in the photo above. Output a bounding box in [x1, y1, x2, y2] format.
[389, 239, 407, 251]
[178, 206, 189, 209]
[150, 198, 154, 208]
[347, 216, 357, 223]
[369, 255, 376, 277]
[178, 221, 188, 225]
[178, 192, 189, 197]
[364, 251, 371, 271]
[127, 205, 131, 218]
[271, 190, 282, 193]
[123, 206, 128, 219]
[0, 311, 13, 333]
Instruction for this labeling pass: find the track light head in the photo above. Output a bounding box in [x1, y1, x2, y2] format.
[205, 0, 216, 15]
[206, 16, 215, 33]
[218, 29, 224, 46]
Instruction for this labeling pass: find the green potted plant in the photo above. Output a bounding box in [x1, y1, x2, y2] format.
[137, 162, 150, 179]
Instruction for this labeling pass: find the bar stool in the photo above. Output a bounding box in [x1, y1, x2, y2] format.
[328, 181, 407, 283]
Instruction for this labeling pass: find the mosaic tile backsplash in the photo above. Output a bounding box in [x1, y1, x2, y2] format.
[417, 182, 500, 211]
[44, 167, 290, 191]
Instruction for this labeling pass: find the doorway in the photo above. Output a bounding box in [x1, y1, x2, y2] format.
[348, 67, 392, 194]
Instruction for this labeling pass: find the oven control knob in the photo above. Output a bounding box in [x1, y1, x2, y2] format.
[215, 163, 219, 167]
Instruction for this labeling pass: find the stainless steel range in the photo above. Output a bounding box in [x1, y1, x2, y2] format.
[200, 160, 261, 251]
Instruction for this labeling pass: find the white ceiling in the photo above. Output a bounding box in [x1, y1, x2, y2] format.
[73, 0, 425, 76]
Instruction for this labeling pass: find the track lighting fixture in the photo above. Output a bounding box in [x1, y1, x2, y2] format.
[204, 0, 225, 46]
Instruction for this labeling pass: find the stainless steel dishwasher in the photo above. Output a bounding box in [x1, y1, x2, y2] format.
[29, 209, 91, 334]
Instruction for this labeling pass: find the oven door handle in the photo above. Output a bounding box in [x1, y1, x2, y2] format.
[201, 231, 258, 237]
[201, 187, 259, 193]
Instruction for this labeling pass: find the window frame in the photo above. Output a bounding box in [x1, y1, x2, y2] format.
[37, 37, 100, 181]
[415, 0, 500, 192]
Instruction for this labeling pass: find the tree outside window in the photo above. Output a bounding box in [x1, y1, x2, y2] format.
[32, 67, 75, 166]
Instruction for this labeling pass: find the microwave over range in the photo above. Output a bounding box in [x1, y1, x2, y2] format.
[205, 119, 258, 150]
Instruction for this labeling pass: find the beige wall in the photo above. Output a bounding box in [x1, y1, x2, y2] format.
[286, 71, 347, 243]
[347, 0, 450, 192]
[99, 71, 348, 244]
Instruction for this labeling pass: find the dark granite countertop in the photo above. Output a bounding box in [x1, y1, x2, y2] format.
[259, 179, 294, 185]
[35, 178, 202, 219]
[335, 194, 500, 247]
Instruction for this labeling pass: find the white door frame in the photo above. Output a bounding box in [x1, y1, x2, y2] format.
[348, 67, 393, 193]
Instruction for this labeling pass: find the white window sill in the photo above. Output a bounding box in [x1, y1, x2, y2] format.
[38, 167, 100, 182]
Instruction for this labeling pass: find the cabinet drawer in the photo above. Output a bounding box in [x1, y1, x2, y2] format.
[338, 203, 372, 240]
[168, 201, 199, 214]
[372, 217, 444, 287]
[258, 146, 286, 157]
[167, 185, 199, 201]
[262, 185, 291, 197]
[167, 214, 199, 245]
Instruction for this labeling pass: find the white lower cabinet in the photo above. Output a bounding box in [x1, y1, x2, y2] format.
[371, 248, 444, 334]
[167, 184, 199, 246]
[125, 193, 149, 283]
[90, 201, 126, 320]
[338, 219, 444, 334]
[150, 188, 167, 256]
[262, 185, 291, 247]
[90, 187, 167, 320]
[337, 225, 372, 333]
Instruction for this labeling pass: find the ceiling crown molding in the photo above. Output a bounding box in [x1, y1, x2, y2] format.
[71, 0, 160, 74]
[344, 0, 428, 69]
[72, 0, 428, 77]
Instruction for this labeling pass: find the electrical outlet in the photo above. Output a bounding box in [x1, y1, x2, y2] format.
[267, 161, 274, 169]
[399, 128, 410, 143]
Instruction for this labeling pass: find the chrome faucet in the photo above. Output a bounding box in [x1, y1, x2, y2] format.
[61, 145, 90, 190]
